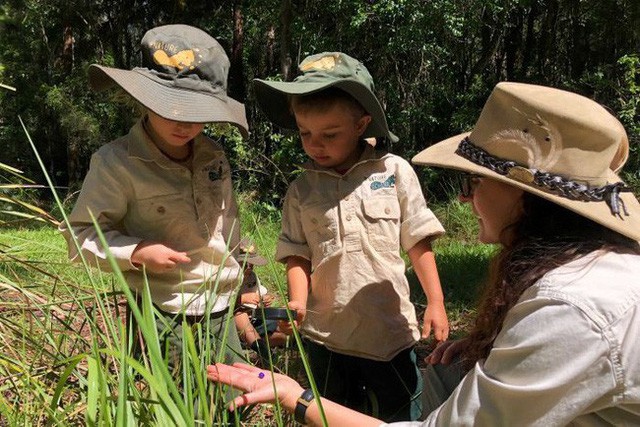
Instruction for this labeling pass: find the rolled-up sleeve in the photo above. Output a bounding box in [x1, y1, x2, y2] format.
[275, 184, 311, 263]
[396, 160, 445, 251]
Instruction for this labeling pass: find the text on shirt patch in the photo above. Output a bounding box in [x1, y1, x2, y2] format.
[370, 174, 396, 190]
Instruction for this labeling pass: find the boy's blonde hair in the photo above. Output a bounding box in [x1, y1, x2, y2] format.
[289, 87, 368, 120]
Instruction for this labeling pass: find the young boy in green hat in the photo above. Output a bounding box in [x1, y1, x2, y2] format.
[253, 52, 449, 422]
[60, 25, 248, 372]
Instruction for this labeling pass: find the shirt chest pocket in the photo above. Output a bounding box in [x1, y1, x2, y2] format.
[362, 196, 400, 252]
[131, 193, 190, 239]
[300, 202, 339, 261]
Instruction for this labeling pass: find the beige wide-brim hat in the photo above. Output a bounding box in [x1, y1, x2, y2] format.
[413, 82, 640, 242]
[254, 52, 398, 142]
[89, 24, 249, 137]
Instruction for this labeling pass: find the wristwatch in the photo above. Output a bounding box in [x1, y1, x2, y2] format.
[294, 388, 314, 425]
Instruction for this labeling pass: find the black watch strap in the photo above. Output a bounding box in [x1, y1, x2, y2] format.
[294, 388, 314, 425]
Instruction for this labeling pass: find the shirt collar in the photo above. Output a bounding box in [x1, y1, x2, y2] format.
[302, 142, 387, 176]
[127, 118, 223, 167]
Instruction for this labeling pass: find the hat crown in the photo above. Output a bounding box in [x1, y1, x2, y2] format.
[470, 83, 627, 186]
[141, 24, 229, 91]
[295, 52, 375, 91]
[469, 83, 628, 186]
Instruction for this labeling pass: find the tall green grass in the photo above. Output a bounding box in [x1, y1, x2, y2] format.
[0, 198, 493, 425]
[0, 118, 494, 425]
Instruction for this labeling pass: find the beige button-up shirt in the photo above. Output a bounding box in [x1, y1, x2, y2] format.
[60, 119, 241, 315]
[277, 145, 445, 361]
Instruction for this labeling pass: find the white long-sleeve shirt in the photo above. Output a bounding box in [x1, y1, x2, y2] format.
[387, 251, 640, 426]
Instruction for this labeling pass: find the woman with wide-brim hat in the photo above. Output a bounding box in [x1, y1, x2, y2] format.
[206, 82, 640, 426]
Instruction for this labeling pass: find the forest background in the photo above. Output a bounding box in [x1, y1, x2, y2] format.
[1, 1, 640, 424]
[2, 0, 640, 209]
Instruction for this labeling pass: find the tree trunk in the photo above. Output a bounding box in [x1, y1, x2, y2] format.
[521, 3, 540, 74]
[280, 0, 292, 80]
[468, 8, 504, 87]
[504, 7, 524, 80]
[230, 0, 246, 102]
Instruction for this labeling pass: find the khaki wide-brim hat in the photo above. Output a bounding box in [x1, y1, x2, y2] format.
[413, 82, 640, 242]
[254, 52, 398, 142]
[89, 24, 249, 137]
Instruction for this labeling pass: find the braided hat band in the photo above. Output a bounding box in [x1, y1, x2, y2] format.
[456, 137, 631, 218]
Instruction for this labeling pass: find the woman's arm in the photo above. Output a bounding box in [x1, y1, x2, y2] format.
[207, 363, 383, 427]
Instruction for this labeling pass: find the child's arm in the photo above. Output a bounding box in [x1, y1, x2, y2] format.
[60, 153, 141, 271]
[131, 241, 191, 274]
[62, 153, 191, 273]
[408, 237, 449, 342]
[281, 255, 311, 334]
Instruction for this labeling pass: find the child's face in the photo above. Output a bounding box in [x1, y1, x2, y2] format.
[147, 111, 205, 148]
[293, 101, 371, 171]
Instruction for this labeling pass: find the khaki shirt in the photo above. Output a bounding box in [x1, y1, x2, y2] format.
[276, 145, 445, 361]
[386, 252, 640, 426]
[60, 119, 241, 315]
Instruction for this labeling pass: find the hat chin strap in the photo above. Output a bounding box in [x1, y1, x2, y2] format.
[456, 137, 631, 218]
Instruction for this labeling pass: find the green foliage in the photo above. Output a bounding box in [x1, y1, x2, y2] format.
[3, 0, 639, 206]
[0, 194, 491, 425]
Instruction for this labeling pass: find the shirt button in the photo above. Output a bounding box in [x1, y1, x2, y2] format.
[344, 196, 350, 201]
[384, 207, 390, 214]
[196, 198, 202, 204]
[157, 206, 165, 214]
[346, 215, 352, 221]
[311, 218, 318, 224]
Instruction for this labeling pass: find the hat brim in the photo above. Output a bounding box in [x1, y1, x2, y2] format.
[238, 254, 267, 266]
[89, 65, 249, 138]
[413, 132, 640, 242]
[253, 79, 398, 142]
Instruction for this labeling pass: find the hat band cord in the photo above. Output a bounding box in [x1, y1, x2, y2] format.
[132, 68, 227, 98]
[456, 137, 631, 218]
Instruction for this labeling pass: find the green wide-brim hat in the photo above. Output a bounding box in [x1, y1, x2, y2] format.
[88, 24, 249, 137]
[253, 52, 398, 142]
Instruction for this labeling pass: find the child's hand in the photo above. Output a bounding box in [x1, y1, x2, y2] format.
[261, 293, 275, 306]
[278, 300, 306, 335]
[240, 293, 275, 307]
[240, 292, 262, 306]
[424, 338, 469, 365]
[422, 302, 449, 342]
[131, 241, 191, 273]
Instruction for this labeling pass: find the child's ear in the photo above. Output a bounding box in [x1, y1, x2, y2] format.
[356, 114, 372, 136]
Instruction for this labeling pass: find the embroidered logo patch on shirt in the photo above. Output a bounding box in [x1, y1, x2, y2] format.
[370, 174, 396, 190]
[208, 164, 224, 181]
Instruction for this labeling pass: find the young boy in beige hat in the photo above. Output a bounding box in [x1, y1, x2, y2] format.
[60, 24, 248, 369]
[253, 52, 449, 422]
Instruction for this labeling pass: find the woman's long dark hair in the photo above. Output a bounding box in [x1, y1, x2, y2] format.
[463, 192, 640, 369]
